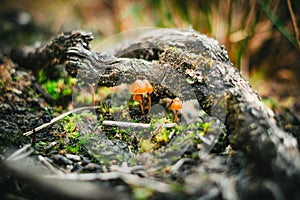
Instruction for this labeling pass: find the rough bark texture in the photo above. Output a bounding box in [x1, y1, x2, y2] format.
[10, 31, 93, 73]
[10, 29, 300, 197]
[68, 29, 300, 177]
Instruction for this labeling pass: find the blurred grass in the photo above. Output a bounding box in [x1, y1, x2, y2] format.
[1, 0, 299, 113]
[2, 0, 298, 72]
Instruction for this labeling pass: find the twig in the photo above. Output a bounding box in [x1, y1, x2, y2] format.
[38, 155, 64, 175]
[45, 172, 172, 193]
[6, 144, 33, 161]
[23, 106, 177, 137]
[169, 158, 192, 177]
[286, 0, 300, 49]
[110, 162, 145, 174]
[102, 120, 177, 129]
[23, 106, 100, 136]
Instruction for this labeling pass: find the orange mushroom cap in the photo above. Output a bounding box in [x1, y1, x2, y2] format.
[130, 79, 147, 94]
[133, 94, 143, 101]
[171, 98, 182, 110]
[143, 79, 153, 93]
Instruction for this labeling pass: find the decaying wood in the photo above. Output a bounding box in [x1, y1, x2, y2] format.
[10, 30, 93, 73]
[66, 29, 300, 177]
[2, 153, 130, 200]
[12, 29, 300, 197]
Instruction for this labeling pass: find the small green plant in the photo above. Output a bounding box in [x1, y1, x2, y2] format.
[45, 113, 88, 155]
[107, 127, 130, 142]
[65, 138, 84, 154]
[197, 122, 211, 135]
[63, 114, 82, 138]
[153, 127, 171, 145]
[34, 141, 48, 151]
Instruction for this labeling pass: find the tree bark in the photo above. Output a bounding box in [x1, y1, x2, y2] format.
[10, 30, 93, 73]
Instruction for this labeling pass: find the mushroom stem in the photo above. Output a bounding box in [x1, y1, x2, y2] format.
[174, 110, 179, 123]
[140, 95, 145, 114]
[142, 79, 153, 114]
[130, 79, 149, 115]
[133, 94, 144, 114]
[147, 94, 151, 113]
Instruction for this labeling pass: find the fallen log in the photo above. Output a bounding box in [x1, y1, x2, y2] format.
[67, 29, 300, 176]
[11, 29, 300, 196]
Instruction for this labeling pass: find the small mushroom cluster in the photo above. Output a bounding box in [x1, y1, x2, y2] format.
[130, 79, 182, 123]
[130, 79, 153, 114]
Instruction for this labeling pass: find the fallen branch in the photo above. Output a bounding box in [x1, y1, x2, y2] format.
[6, 144, 33, 161]
[23, 106, 100, 136]
[10, 30, 93, 73]
[45, 172, 172, 193]
[102, 120, 177, 129]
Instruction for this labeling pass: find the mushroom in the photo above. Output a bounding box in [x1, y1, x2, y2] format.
[130, 79, 147, 114]
[143, 79, 153, 113]
[171, 97, 182, 123]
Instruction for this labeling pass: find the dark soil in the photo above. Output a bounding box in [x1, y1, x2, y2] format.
[0, 55, 52, 153]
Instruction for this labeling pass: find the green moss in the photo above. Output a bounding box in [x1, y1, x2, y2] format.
[139, 138, 155, 152]
[132, 186, 154, 200]
[38, 70, 75, 100]
[62, 114, 82, 140]
[153, 127, 170, 145]
[36, 113, 91, 155]
[197, 122, 211, 134]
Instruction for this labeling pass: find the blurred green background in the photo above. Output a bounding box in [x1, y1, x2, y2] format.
[0, 0, 299, 116]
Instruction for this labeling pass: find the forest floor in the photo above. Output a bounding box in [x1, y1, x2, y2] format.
[0, 9, 300, 199]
